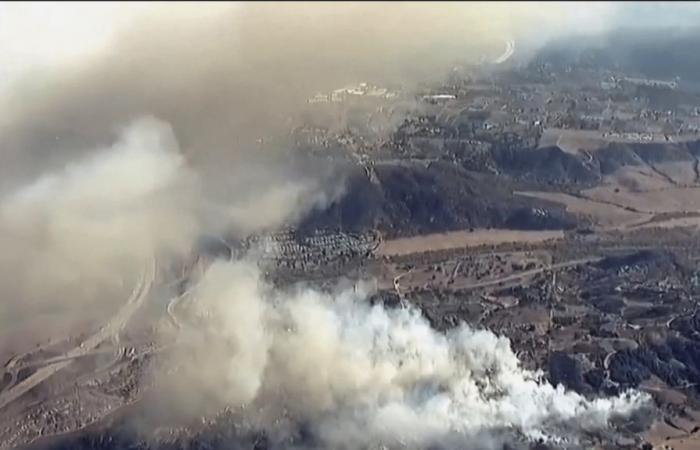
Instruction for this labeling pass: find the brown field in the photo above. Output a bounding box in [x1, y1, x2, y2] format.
[643, 406, 700, 450]
[538, 128, 607, 153]
[386, 250, 552, 294]
[515, 191, 650, 229]
[652, 161, 699, 186]
[519, 175, 700, 232]
[583, 185, 700, 214]
[634, 216, 700, 230]
[538, 128, 700, 154]
[605, 166, 676, 192]
[376, 229, 564, 257]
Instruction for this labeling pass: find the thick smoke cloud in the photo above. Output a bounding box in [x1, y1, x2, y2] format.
[0, 118, 337, 327]
[0, 118, 197, 322]
[0, 3, 665, 446]
[0, 2, 637, 188]
[160, 259, 650, 449]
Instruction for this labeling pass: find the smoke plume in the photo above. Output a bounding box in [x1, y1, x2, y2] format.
[0, 3, 671, 447]
[0, 118, 196, 325]
[160, 259, 651, 449]
[0, 117, 337, 334]
[0, 2, 638, 188]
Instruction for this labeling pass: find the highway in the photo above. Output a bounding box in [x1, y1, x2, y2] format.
[493, 39, 515, 64]
[0, 258, 157, 411]
[11, 349, 118, 370]
[166, 288, 191, 330]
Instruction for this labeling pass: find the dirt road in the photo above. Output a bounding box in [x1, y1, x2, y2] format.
[459, 256, 602, 291]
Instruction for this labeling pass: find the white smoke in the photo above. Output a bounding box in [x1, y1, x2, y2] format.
[0, 117, 335, 317]
[0, 116, 199, 319]
[209, 168, 345, 236]
[169, 259, 650, 449]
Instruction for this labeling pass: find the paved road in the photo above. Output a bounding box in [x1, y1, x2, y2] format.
[0, 259, 156, 411]
[494, 39, 515, 64]
[13, 348, 122, 370]
[166, 288, 192, 330]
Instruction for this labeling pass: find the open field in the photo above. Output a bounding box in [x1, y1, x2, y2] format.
[538, 128, 700, 153]
[584, 185, 700, 214]
[376, 228, 564, 257]
[515, 191, 650, 228]
[634, 215, 700, 230]
[603, 166, 677, 192]
[538, 128, 608, 153]
[643, 406, 700, 450]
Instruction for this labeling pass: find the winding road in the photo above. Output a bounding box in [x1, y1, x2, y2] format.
[459, 256, 602, 291]
[0, 258, 157, 411]
[390, 257, 602, 304]
[494, 39, 515, 64]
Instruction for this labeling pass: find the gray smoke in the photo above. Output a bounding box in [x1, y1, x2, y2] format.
[0, 2, 646, 187]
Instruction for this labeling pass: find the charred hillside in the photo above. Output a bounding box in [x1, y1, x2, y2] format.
[300, 161, 577, 238]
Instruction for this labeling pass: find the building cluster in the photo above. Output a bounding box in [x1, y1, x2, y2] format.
[244, 230, 381, 272]
[307, 82, 399, 104]
[294, 61, 700, 169]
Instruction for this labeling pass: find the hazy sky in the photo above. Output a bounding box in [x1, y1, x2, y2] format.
[1, 0, 698, 179]
[0, 2, 233, 94]
[1, 1, 696, 93]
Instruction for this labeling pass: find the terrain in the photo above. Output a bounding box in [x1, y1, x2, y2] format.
[4, 23, 700, 450]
